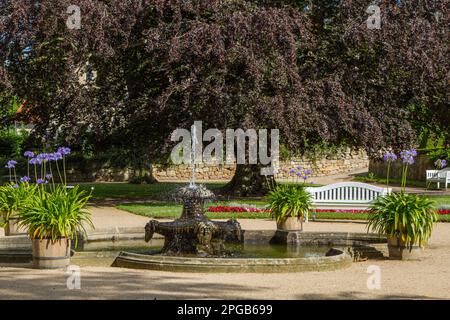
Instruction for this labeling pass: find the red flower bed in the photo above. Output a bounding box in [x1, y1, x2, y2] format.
[207, 206, 450, 215]
[313, 209, 368, 214]
[207, 206, 270, 213]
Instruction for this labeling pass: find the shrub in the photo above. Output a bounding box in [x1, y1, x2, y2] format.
[0, 130, 28, 159]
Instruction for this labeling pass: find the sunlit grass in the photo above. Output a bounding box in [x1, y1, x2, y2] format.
[117, 195, 450, 222]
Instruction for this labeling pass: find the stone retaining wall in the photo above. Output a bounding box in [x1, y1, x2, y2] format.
[154, 148, 369, 181]
[51, 148, 369, 182]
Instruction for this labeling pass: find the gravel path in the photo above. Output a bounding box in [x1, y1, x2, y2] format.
[1, 207, 449, 299]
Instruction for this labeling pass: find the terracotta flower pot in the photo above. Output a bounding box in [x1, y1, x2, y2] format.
[276, 216, 303, 231]
[32, 238, 71, 269]
[387, 235, 423, 260]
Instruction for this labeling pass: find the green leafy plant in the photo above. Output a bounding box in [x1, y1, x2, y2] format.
[266, 185, 313, 222]
[18, 185, 94, 244]
[369, 148, 438, 250]
[0, 182, 37, 221]
[367, 192, 437, 249]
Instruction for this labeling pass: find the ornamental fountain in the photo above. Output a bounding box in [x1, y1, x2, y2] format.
[144, 184, 242, 256]
[144, 125, 243, 256]
[110, 124, 367, 272]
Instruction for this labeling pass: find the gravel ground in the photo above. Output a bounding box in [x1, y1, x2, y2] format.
[1, 219, 449, 300]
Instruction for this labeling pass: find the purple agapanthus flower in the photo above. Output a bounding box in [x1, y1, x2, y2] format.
[53, 152, 63, 160]
[289, 169, 296, 174]
[443, 160, 448, 168]
[296, 172, 302, 177]
[45, 173, 53, 180]
[57, 147, 71, 156]
[37, 153, 49, 161]
[400, 149, 416, 165]
[303, 175, 309, 180]
[383, 151, 398, 162]
[45, 153, 62, 161]
[29, 158, 42, 165]
[24, 151, 35, 158]
[20, 176, 31, 183]
[5, 160, 17, 169]
[36, 179, 48, 185]
[304, 169, 312, 175]
[296, 166, 302, 170]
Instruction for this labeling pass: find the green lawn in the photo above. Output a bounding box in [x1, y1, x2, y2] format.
[78, 182, 318, 200]
[79, 182, 225, 200]
[80, 182, 450, 221]
[117, 202, 271, 219]
[77, 182, 450, 201]
[353, 174, 441, 189]
[117, 195, 450, 222]
[431, 195, 450, 208]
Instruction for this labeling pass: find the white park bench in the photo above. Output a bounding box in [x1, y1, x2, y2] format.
[304, 182, 391, 222]
[426, 168, 450, 190]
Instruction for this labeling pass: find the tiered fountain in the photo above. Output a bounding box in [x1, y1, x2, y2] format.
[111, 126, 364, 272]
[144, 125, 242, 256]
[144, 184, 242, 256]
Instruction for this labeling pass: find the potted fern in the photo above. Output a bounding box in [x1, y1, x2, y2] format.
[19, 185, 94, 269]
[368, 149, 438, 260]
[0, 182, 37, 236]
[267, 185, 313, 231]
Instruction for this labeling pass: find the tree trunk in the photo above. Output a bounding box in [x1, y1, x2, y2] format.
[130, 151, 157, 184]
[221, 164, 276, 196]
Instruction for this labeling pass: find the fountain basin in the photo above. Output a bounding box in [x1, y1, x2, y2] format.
[112, 249, 351, 273]
[0, 229, 386, 272]
[110, 230, 387, 272]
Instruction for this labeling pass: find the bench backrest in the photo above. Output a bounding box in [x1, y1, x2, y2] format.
[305, 182, 391, 204]
[426, 169, 450, 180]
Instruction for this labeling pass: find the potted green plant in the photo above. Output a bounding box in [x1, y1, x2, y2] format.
[0, 182, 37, 236]
[368, 192, 437, 259]
[368, 148, 438, 260]
[267, 185, 313, 231]
[19, 185, 94, 269]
